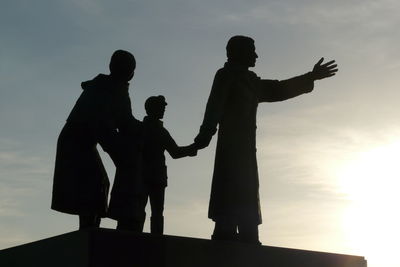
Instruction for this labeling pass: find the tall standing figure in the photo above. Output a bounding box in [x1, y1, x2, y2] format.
[51, 50, 137, 229]
[194, 36, 338, 244]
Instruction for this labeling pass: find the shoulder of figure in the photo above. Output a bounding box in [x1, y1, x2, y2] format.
[247, 70, 260, 79]
[215, 67, 237, 84]
[80, 74, 110, 91]
[161, 124, 170, 135]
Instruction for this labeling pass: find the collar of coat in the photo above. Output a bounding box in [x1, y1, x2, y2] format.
[81, 74, 130, 92]
[224, 62, 250, 73]
[224, 62, 259, 85]
[143, 116, 164, 127]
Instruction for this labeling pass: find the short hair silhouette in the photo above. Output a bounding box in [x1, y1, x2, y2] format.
[226, 35, 255, 60]
[145, 95, 167, 116]
[109, 50, 136, 81]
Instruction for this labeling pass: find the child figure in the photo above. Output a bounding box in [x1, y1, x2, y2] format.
[142, 95, 197, 234]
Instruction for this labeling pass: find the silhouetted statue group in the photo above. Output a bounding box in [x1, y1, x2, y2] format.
[51, 35, 338, 244]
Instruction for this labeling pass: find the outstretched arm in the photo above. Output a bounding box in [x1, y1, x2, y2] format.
[165, 132, 198, 159]
[257, 58, 338, 102]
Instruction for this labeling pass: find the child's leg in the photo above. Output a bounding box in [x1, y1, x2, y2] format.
[149, 186, 165, 234]
[116, 194, 148, 232]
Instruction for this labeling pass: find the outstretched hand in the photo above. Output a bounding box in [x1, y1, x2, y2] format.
[312, 57, 338, 80]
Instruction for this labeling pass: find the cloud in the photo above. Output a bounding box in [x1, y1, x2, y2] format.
[224, 0, 400, 29]
[0, 138, 56, 248]
[0, 138, 52, 216]
[256, 101, 400, 203]
[70, 0, 104, 15]
[216, 0, 400, 67]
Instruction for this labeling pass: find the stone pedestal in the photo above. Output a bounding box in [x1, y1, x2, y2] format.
[0, 228, 367, 267]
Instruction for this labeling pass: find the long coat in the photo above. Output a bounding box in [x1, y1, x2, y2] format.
[107, 127, 145, 221]
[52, 123, 110, 216]
[196, 62, 314, 225]
[52, 74, 135, 216]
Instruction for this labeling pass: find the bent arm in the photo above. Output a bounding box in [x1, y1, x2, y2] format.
[194, 69, 232, 149]
[115, 90, 139, 133]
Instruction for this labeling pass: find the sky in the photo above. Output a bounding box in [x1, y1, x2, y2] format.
[1, 0, 400, 266]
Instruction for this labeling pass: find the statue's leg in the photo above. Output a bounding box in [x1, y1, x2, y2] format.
[116, 217, 145, 232]
[149, 187, 165, 235]
[238, 222, 260, 245]
[211, 219, 237, 241]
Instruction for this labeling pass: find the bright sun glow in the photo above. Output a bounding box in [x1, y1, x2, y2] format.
[337, 141, 400, 267]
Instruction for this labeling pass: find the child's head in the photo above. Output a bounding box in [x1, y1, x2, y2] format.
[145, 95, 167, 119]
[109, 50, 136, 82]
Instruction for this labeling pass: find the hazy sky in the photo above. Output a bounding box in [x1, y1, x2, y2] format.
[1, 1, 400, 266]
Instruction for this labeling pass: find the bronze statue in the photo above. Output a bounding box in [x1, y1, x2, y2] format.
[51, 50, 138, 229]
[194, 36, 338, 244]
[142, 96, 197, 234]
[110, 95, 197, 233]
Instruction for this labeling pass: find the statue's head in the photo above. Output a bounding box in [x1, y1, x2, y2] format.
[145, 95, 167, 119]
[226, 35, 258, 68]
[109, 50, 136, 82]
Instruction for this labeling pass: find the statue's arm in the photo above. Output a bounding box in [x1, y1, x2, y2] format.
[257, 58, 338, 102]
[115, 91, 138, 133]
[164, 129, 197, 158]
[194, 69, 232, 149]
[256, 74, 314, 102]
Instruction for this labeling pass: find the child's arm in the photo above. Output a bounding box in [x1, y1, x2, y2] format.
[164, 130, 197, 159]
[168, 144, 197, 159]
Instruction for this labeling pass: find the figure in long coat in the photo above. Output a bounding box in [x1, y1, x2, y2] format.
[194, 36, 338, 244]
[52, 50, 138, 229]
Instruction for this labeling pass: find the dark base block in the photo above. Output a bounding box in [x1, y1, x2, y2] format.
[0, 228, 367, 267]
